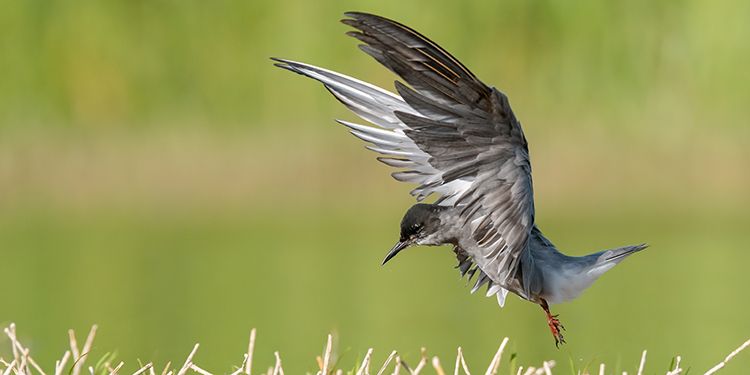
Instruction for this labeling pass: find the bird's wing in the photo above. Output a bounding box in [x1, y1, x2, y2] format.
[273, 11, 534, 289]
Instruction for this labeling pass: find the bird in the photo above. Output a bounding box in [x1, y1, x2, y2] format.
[273, 11, 647, 347]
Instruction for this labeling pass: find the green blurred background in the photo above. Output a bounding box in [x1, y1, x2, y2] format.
[1, 0, 749, 373]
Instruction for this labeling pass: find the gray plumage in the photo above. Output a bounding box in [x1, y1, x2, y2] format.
[273, 11, 647, 346]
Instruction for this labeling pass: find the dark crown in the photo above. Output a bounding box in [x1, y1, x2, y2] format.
[400, 203, 442, 240]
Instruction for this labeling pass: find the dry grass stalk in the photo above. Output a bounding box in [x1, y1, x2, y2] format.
[5, 325, 23, 375]
[67, 330, 80, 375]
[80, 326, 98, 372]
[107, 361, 124, 375]
[2, 360, 16, 375]
[542, 361, 552, 375]
[705, 339, 750, 375]
[321, 334, 333, 375]
[271, 352, 283, 375]
[411, 348, 428, 375]
[159, 361, 171, 375]
[176, 344, 199, 375]
[67, 331, 78, 356]
[431, 357, 445, 375]
[393, 356, 402, 375]
[231, 355, 248, 375]
[8, 325, 19, 369]
[4, 325, 45, 375]
[187, 364, 211, 375]
[665, 355, 682, 375]
[132, 363, 152, 375]
[484, 338, 509, 375]
[355, 348, 373, 375]
[521, 361, 556, 375]
[54, 351, 71, 375]
[245, 329, 256, 375]
[17, 356, 27, 375]
[66, 326, 97, 375]
[375, 351, 397, 375]
[636, 351, 647, 375]
[453, 349, 461, 375]
[455, 347, 470, 375]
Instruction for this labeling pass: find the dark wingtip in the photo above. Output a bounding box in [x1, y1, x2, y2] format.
[343, 11, 371, 19]
[342, 11, 395, 27]
[340, 12, 359, 25]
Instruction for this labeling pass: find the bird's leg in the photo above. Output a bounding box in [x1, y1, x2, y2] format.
[540, 299, 566, 348]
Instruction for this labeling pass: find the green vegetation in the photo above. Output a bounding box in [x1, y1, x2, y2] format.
[1, 0, 749, 374]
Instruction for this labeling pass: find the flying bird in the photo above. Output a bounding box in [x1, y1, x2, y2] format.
[273, 12, 647, 346]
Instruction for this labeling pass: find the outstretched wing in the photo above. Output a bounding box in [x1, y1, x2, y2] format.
[273, 12, 535, 294]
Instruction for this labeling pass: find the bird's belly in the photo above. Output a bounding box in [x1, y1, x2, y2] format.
[540, 264, 613, 304]
[541, 283, 584, 305]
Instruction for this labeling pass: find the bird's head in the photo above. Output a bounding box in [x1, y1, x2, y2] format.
[382, 203, 444, 265]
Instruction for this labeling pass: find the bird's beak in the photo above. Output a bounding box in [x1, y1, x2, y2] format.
[382, 240, 410, 265]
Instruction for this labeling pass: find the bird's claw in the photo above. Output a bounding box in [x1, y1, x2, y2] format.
[540, 300, 566, 347]
[554, 335, 566, 349]
[547, 315, 566, 348]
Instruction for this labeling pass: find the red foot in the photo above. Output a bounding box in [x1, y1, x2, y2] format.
[541, 300, 566, 348]
[547, 313, 566, 348]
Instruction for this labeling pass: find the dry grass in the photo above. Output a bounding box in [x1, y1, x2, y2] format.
[1, 324, 748, 375]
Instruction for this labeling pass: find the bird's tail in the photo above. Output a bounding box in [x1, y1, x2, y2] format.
[581, 243, 648, 281]
[601, 243, 649, 263]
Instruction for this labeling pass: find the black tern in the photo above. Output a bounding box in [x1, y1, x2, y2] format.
[273, 11, 647, 346]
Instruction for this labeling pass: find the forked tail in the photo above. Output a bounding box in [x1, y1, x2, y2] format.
[602, 243, 649, 262]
